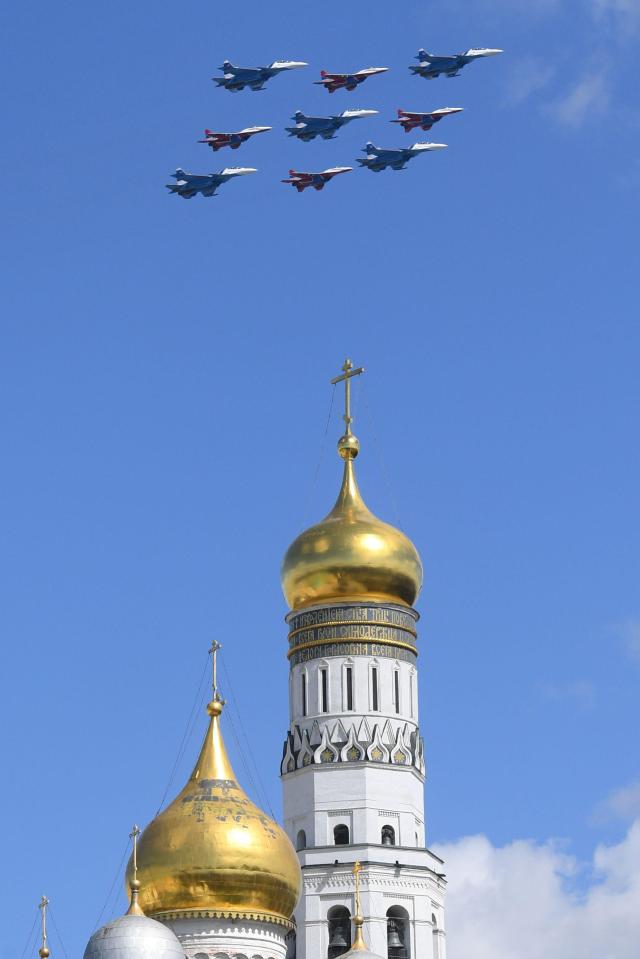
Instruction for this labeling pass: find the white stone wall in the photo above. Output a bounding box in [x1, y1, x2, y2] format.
[289, 655, 419, 727]
[165, 915, 289, 959]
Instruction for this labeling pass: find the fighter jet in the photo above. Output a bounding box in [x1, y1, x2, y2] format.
[357, 141, 446, 172]
[286, 109, 378, 142]
[166, 167, 256, 199]
[315, 67, 388, 93]
[410, 47, 502, 79]
[198, 126, 271, 151]
[282, 167, 352, 192]
[213, 59, 307, 92]
[392, 107, 463, 132]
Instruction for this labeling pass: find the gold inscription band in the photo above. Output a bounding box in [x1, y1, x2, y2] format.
[287, 635, 418, 661]
[288, 619, 418, 643]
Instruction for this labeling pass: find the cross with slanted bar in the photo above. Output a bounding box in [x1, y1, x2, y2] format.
[331, 358, 364, 435]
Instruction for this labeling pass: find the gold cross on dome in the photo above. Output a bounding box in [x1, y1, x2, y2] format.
[331, 358, 364, 434]
[353, 860, 362, 915]
[209, 641, 223, 699]
[39, 895, 49, 936]
[129, 824, 141, 878]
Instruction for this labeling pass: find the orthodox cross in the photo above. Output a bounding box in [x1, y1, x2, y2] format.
[331, 358, 364, 435]
[353, 860, 362, 916]
[209, 641, 222, 700]
[129, 824, 141, 880]
[39, 896, 49, 955]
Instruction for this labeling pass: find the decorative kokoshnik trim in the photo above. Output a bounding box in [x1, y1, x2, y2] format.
[151, 909, 295, 929]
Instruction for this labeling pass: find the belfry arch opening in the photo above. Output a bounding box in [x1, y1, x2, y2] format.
[327, 905, 351, 959]
[333, 823, 349, 845]
[387, 905, 410, 959]
[381, 824, 396, 846]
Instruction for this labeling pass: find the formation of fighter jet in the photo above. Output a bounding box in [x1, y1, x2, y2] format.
[286, 109, 378, 141]
[166, 167, 256, 198]
[169, 43, 503, 199]
[282, 167, 352, 192]
[213, 59, 307, 92]
[392, 107, 463, 132]
[198, 126, 271, 151]
[410, 47, 503, 80]
[357, 141, 447, 172]
[315, 67, 389, 93]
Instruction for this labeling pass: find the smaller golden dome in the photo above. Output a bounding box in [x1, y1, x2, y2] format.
[128, 698, 301, 923]
[281, 435, 423, 611]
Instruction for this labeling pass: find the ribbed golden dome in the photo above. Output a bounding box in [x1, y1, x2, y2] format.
[281, 432, 423, 611]
[127, 698, 301, 924]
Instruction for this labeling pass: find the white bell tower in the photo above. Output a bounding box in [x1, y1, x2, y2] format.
[279, 361, 447, 959]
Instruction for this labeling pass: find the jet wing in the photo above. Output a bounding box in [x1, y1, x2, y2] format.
[217, 167, 258, 181]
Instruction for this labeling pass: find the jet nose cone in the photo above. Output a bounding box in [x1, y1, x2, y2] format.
[482, 48, 503, 56]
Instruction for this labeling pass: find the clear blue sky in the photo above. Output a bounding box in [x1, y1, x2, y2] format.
[2, 0, 639, 956]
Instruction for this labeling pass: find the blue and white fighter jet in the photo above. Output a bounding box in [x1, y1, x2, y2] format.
[166, 167, 256, 198]
[357, 141, 446, 172]
[410, 47, 502, 79]
[213, 59, 307, 92]
[286, 109, 378, 142]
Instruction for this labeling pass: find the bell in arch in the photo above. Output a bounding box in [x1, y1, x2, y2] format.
[329, 922, 349, 950]
[387, 919, 404, 949]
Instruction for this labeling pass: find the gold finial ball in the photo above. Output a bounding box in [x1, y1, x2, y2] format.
[337, 432, 360, 459]
[39, 948, 50, 958]
[130, 878, 141, 891]
[207, 698, 224, 717]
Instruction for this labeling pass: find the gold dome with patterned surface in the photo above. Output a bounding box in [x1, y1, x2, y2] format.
[127, 697, 301, 924]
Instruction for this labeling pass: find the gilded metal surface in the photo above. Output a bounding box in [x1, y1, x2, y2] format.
[281, 457, 423, 611]
[127, 702, 301, 922]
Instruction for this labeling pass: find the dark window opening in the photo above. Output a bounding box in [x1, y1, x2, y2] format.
[394, 671, 400, 714]
[301, 674, 307, 717]
[372, 667, 379, 711]
[296, 829, 307, 851]
[333, 823, 350, 846]
[346, 666, 353, 711]
[321, 667, 328, 713]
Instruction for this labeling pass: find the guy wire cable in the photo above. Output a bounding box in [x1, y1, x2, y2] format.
[48, 905, 70, 959]
[221, 655, 276, 818]
[91, 836, 130, 932]
[19, 907, 38, 959]
[155, 650, 211, 816]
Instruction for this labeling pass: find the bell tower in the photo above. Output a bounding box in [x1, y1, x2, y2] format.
[280, 361, 447, 959]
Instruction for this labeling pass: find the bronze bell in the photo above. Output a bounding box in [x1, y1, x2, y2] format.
[329, 923, 349, 950]
[387, 920, 404, 949]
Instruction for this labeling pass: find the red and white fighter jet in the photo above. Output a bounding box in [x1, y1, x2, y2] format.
[315, 67, 388, 93]
[391, 107, 463, 133]
[198, 126, 271, 151]
[282, 167, 352, 192]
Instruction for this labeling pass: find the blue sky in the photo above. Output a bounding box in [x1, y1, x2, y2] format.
[2, 0, 639, 956]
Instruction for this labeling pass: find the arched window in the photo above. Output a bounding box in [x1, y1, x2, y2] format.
[296, 829, 307, 851]
[381, 824, 396, 846]
[387, 906, 410, 959]
[327, 906, 351, 959]
[333, 823, 349, 845]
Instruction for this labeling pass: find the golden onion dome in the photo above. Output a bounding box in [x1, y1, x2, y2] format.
[127, 697, 301, 924]
[281, 424, 423, 611]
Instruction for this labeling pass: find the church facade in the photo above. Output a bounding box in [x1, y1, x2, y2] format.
[81, 360, 446, 959]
